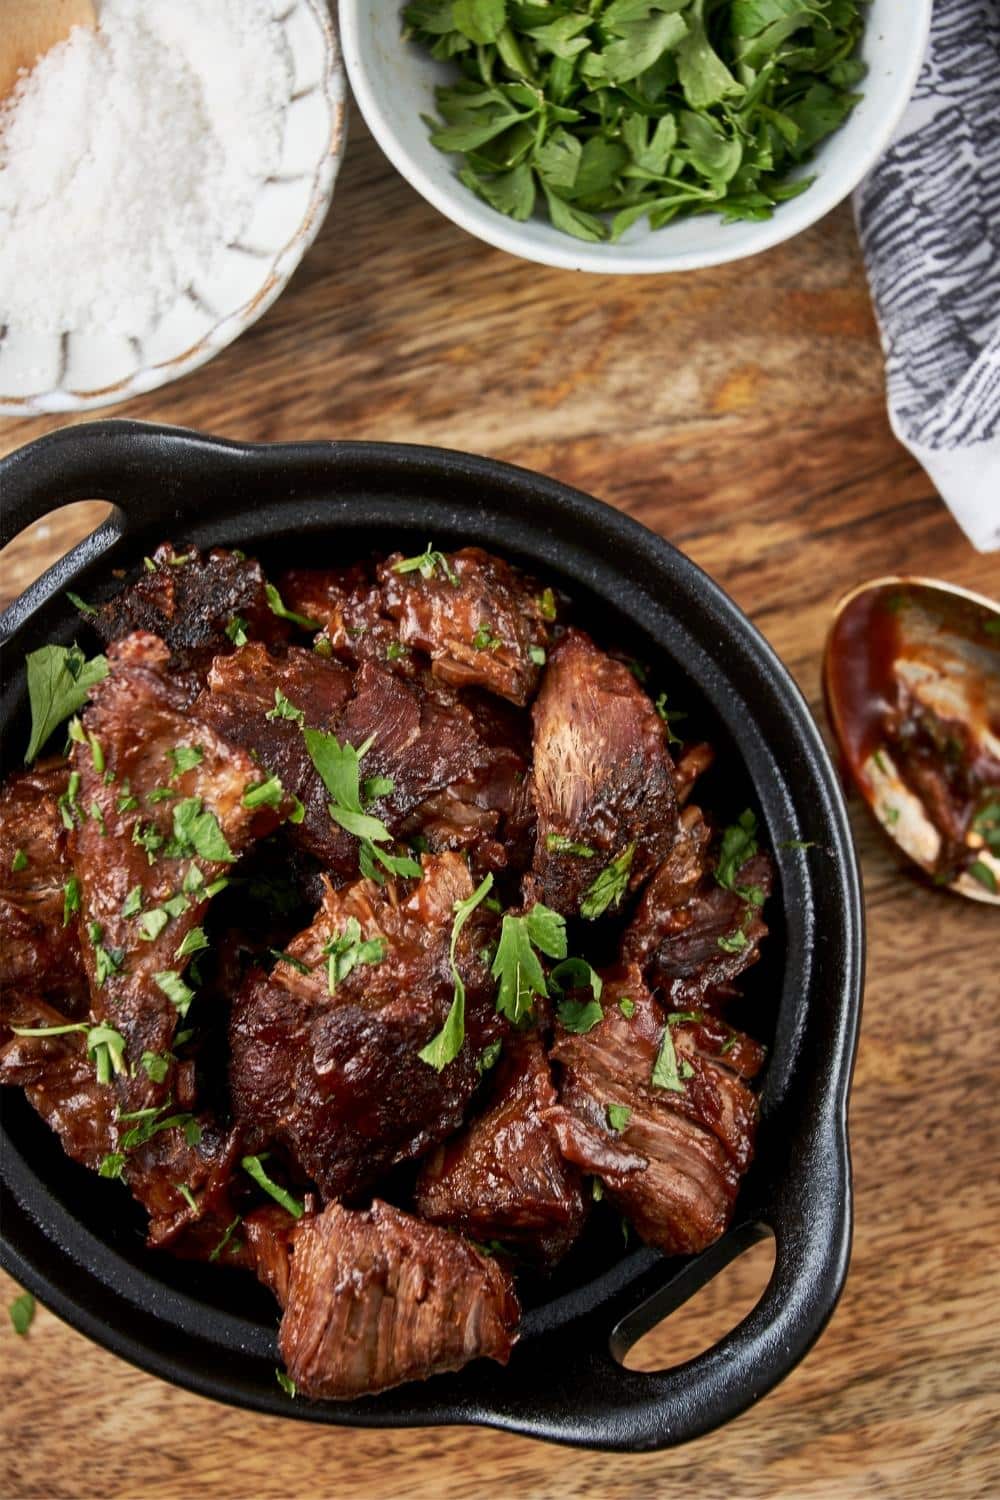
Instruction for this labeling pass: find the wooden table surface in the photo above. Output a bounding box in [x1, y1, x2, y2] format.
[1, 121, 998, 1500]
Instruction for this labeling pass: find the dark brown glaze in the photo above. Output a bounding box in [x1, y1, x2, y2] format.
[546, 968, 763, 1255]
[130, 1115, 243, 1251]
[0, 763, 88, 1023]
[229, 854, 503, 1201]
[93, 543, 287, 677]
[280, 563, 408, 671]
[378, 547, 550, 706]
[624, 807, 773, 1008]
[196, 642, 358, 876]
[68, 633, 287, 1112]
[415, 1031, 587, 1267]
[278, 1199, 520, 1399]
[528, 629, 678, 917]
[243, 1204, 299, 1302]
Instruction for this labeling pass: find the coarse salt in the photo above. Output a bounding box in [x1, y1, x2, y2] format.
[0, 0, 294, 340]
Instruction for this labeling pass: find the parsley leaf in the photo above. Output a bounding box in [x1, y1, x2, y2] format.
[715, 810, 759, 891]
[968, 859, 998, 895]
[9, 1291, 34, 1336]
[169, 798, 235, 863]
[24, 644, 108, 762]
[606, 1103, 632, 1132]
[241, 1154, 304, 1218]
[546, 833, 595, 857]
[63, 876, 81, 925]
[391, 543, 459, 586]
[580, 843, 635, 919]
[154, 970, 195, 1018]
[419, 874, 495, 1070]
[492, 901, 566, 1024]
[265, 688, 305, 725]
[323, 917, 386, 994]
[264, 583, 321, 631]
[651, 1021, 686, 1093]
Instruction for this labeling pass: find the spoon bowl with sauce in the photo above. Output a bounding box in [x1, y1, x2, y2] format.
[824, 577, 1000, 904]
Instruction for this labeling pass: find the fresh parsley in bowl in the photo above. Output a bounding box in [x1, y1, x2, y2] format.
[338, 0, 932, 271]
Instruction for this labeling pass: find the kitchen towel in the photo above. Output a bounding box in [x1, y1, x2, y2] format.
[855, 0, 1000, 552]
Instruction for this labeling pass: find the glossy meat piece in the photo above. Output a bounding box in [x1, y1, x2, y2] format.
[129, 1114, 243, 1250]
[415, 1031, 586, 1267]
[547, 968, 763, 1255]
[69, 633, 287, 1111]
[94, 543, 285, 675]
[624, 807, 773, 1007]
[280, 564, 407, 670]
[229, 854, 503, 1201]
[196, 643, 357, 875]
[243, 1205, 299, 1302]
[278, 1199, 520, 1398]
[528, 630, 678, 916]
[378, 547, 550, 706]
[0, 994, 115, 1169]
[0, 764, 88, 1020]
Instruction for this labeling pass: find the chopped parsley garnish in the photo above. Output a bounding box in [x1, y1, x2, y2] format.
[11, 1020, 126, 1085]
[549, 956, 603, 1005]
[969, 859, 998, 895]
[717, 929, 749, 953]
[11, 848, 28, 872]
[492, 901, 566, 1024]
[67, 590, 98, 616]
[618, 996, 636, 1018]
[88, 923, 124, 986]
[580, 843, 635, 919]
[9, 1291, 35, 1336]
[275, 1368, 297, 1398]
[139, 909, 169, 942]
[241, 1154, 304, 1218]
[556, 996, 604, 1034]
[882, 805, 900, 827]
[715, 810, 759, 891]
[167, 744, 204, 779]
[168, 798, 235, 863]
[606, 1103, 631, 1133]
[271, 948, 312, 976]
[546, 833, 595, 858]
[651, 1020, 687, 1093]
[225, 615, 249, 647]
[386, 641, 410, 661]
[116, 783, 139, 814]
[208, 1215, 243, 1263]
[99, 1153, 126, 1178]
[323, 916, 387, 994]
[243, 775, 285, 809]
[971, 802, 1000, 857]
[62, 875, 81, 925]
[529, 646, 546, 666]
[472, 621, 502, 651]
[419, 874, 495, 1071]
[57, 771, 82, 829]
[118, 1103, 201, 1152]
[537, 588, 557, 621]
[176, 927, 209, 960]
[154, 970, 195, 1018]
[175, 1183, 199, 1213]
[303, 726, 420, 884]
[132, 820, 163, 863]
[477, 1039, 503, 1074]
[779, 839, 817, 852]
[392, 543, 459, 586]
[264, 583, 321, 631]
[654, 692, 687, 745]
[265, 688, 305, 725]
[24, 643, 109, 763]
[88, 799, 107, 834]
[140, 1050, 172, 1083]
[122, 885, 143, 918]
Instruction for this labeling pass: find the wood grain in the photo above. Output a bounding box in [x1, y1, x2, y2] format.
[1, 119, 998, 1500]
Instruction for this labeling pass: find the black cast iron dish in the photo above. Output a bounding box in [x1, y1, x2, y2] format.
[0, 421, 864, 1451]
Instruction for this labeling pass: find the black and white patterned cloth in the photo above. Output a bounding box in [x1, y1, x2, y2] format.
[855, 0, 1000, 552]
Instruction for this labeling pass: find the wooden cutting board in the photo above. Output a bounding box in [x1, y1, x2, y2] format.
[1, 122, 997, 1500]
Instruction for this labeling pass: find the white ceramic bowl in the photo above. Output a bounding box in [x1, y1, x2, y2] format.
[0, 0, 346, 415]
[339, 0, 931, 274]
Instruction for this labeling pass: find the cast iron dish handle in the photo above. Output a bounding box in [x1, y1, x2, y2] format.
[0, 421, 855, 1448]
[0, 420, 264, 640]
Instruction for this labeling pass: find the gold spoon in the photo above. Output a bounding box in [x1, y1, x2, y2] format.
[0, 0, 96, 105]
[823, 576, 1000, 905]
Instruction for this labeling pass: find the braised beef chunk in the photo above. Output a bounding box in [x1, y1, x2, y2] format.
[378, 547, 550, 706]
[229, 854, 503, 1201]
[127, 1114, 243, 1250]
[528, 629, 678, 917]
[624, 806, 774, 1007]
[278, 1200, 520, 1398]
[243, 1205, 299, 1300]
[196, 642, 357, 875]
[415, 1031, 586, 1267]
[280, 564, 406, 670]
[94, 543, 284, 675]
[547, 968, 763, 1255]
[68, 633, 287, 1111]
[0, 995, 115, 1169]
[0, 764, 88, 1021]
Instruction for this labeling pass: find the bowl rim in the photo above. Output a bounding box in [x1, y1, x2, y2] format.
[0, 420, 865, 1450]
[337, 0, 933, 274]
[0, 0, 347, 417]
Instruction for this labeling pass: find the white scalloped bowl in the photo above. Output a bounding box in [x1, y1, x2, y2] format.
[0, 0, 346, 415]
[339, 0, 931, 274]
